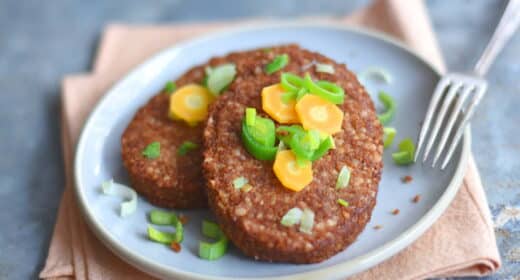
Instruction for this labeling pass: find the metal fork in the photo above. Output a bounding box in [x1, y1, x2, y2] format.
[415, 0, 520, 169]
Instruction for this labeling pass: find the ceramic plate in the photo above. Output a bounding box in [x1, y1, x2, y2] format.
[74, 22, 469, 280]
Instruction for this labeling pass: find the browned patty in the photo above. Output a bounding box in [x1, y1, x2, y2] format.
[203, 45, 383, 263]
[121, 47, 291, 209]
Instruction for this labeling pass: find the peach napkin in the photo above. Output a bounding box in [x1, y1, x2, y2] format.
[40, 0, 501, 279]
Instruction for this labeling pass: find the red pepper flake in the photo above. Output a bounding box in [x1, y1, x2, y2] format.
[412, 194, 421, 203]
[170, 242, 181, 252]
[373, 225, 383, 230]
[391, 208, 400, 215]
[179, 214, 189, 225]
[401, 175, 413, 184]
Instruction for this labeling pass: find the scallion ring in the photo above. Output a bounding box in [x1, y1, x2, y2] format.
[265, 54, 289, 74]
[280, 73, 305, 93]
[303, 73, 345, 104]
[101, 179, 137, 217]
[207, 64, 236, 96]
[199, 220, 228, 260]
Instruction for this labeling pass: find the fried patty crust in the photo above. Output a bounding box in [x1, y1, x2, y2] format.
[203, 45, 383, 263]
[121, 50, 260, 209]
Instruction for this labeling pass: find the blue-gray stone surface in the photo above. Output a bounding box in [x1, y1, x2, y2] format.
[0, 0, 518, 279]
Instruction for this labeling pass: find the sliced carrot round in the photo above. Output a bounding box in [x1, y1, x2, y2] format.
[169, 84, 215, 126]
[273, 150, 313, 192]
[295, 94, 343, 135]
[262, 84, 299, 124]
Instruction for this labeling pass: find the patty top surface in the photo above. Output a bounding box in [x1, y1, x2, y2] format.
[121, 50, 269, 208]
[203, 45, 383, 261]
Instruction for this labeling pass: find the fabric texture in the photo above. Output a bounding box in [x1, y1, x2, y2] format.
[40, 0, 501, 279]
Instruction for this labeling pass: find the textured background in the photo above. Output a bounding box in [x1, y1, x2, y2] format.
[0, 0, 518, 279]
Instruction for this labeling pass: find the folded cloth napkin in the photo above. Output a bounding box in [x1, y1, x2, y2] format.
[40, 0, 501, 279]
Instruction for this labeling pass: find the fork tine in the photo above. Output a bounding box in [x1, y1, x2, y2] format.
[422, 81, 463, 162]
[441, 83, 487, 169]
[414, 77, 451, 162]
[431, 85, 474, 167]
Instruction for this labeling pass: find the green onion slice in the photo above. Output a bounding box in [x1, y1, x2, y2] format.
[383, 127, 397, 149]
[101, 179, 137, 217]
[337, 198, 349, 207]
[315, 63, 335, 74]
[142, 141, 160, 159]
[147, 220, 183, 244]
[177, 141, 198, 156]
[148, 226, 177, 244]
[164, 81, 176, 95]
[150, 210, 179, 225]
[358, 67, 393, 84]
[392, 138, 416, 165]
[280, 207, 303, 227]
[245, 108, 256, 126]
[281, 91, 297, 104]
[296, 87, 308, 101]
[299, 208, 315, 234]
[265, 54, 289, 74]
[377, 91, 396, 125]
[280, 73, 305, 93]
[147, 210, 183, 244]
[303, 73, 345, 104]
[336, 165, 351, 190]
[241, 121, 277, 161]
[233, 177, 248, 189]
[277, 125, 332, 162]
[207, 64, 236, 96]
[310, 136, 335, 161]
[199, 220, 228, 260]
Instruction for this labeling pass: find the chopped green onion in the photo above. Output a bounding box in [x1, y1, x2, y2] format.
[241, 121, 277, 161]
[202, 220, 222, 239]
[150, 210, 178, 225]
[315, 63, 335, 74]
[310, 136, 335, 161]
[148, 226, 177, 244]
[337, 198, 349, 207]
[207, 64, 236, 96]
[233, 177, 248, 189]
[199, 220, 228, 260]
[383, 127, 397, 149]
[142, 141, 160, 159]
[299, 208, 315, 234]
[163, 81, 176, 95]
[358, 67, 393, 84]
[245, 108, 256, 127]
[277, 125, 332, 162]
[296, 87, 308, 101]
[336, 165, 351, 189]
[378, 91, 396, 125]
[281, 91, 297, 104]
[392, 138, 415, 165]
[147, 220, 183, 244]
[280, 72, 305, 93]
[101, 179, 138, 217]
[280, 207, 303, 227]
[147, 210, 183, 244]
[303, 73, 345, 104]
[177, 141, 198, 156]
[265, 54, 289, 74]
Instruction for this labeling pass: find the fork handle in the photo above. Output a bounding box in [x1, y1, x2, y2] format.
[474, 0, 520, 76]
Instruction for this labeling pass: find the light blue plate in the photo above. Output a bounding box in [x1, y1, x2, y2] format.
[74, 22, 469, 280]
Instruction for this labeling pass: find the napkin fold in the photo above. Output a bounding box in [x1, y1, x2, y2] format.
[40, 0, 501, 279]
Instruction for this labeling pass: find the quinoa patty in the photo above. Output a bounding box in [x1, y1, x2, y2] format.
[203, 45, 383, 263]
[121, 49, 265, 209]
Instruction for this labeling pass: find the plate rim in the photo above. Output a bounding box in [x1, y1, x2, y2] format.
[73, 21, 470, 280]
